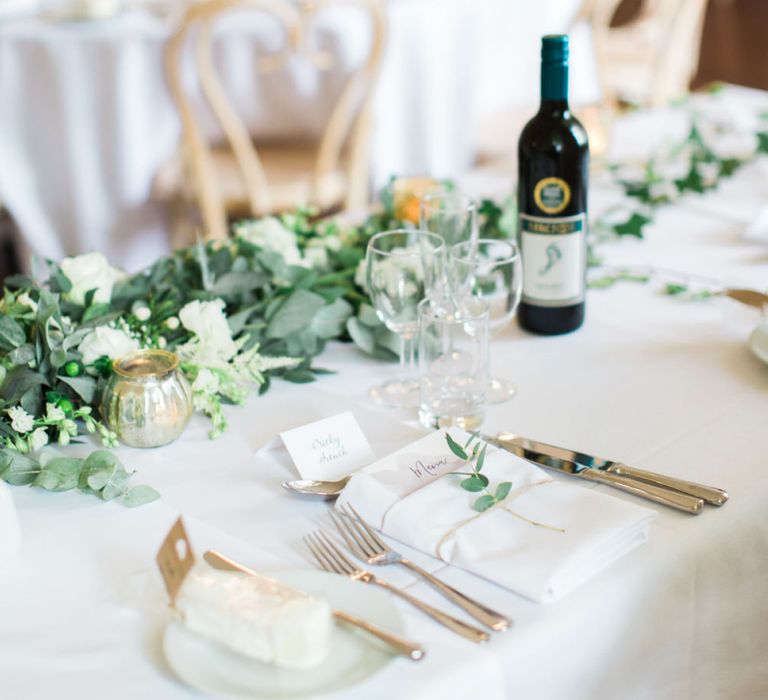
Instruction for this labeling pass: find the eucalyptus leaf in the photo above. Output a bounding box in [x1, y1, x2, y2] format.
[266, 290, 326, 339]
[58, 376, 97, 404]
[7, 343, 35, 365]
[0, 315, 26, 352]
[1, 367, 46, 403]
[472, 494, 496, 512]
[123, 484, 161, 507]
[460, 476, 486, 492]
[495, 481, 512, 501]
[0, 452, 41, 486]
[310, 298, 353, 339]
[445, 433, 469, 461]
[34, 457, 82, 492]
[346, 317, 376, 354]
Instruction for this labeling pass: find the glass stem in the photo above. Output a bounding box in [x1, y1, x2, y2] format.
[400, 332, 416, 384]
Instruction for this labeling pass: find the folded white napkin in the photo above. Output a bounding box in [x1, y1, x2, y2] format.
[336, 430, 655, 603]
[0, 482, 22, 562]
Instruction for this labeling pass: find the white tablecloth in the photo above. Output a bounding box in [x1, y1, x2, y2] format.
[2, 90, 767, 699]
[0, 0, 594, 269]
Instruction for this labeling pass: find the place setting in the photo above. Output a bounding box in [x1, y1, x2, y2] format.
[1, 2, 767, 698]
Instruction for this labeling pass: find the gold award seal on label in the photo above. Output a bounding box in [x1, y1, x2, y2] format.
[534, 177, 571, 215]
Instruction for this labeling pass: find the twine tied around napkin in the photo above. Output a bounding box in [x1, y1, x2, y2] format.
[434, 480, 565, 560]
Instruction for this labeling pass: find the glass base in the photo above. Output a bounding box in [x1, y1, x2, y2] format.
[369, 379, 419, 408]
[487, 377, 516, 404]
[418, 403, 485, 431]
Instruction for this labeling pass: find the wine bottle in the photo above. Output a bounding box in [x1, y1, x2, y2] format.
[517, 34, 589, 335]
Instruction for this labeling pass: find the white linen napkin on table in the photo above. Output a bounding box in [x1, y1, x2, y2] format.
[336, 429, 655, 603]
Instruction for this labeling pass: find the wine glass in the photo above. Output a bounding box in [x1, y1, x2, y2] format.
[449, 238, 522, 403]
[419, 192, 479, 248]
[365, 229, 445, 407]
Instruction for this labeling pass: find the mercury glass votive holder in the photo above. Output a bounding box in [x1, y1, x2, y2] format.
[101, 350, 193, 448]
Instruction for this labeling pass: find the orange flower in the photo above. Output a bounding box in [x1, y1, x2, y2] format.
[393, 177, 444, 224]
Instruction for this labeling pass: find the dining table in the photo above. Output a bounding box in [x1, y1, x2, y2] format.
[0, 0, 596, 270]
[1, 86, 767, 699]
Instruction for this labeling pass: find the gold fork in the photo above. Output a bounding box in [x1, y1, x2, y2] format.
[304, 530, 489, 643]
[331, 504, 510, 631]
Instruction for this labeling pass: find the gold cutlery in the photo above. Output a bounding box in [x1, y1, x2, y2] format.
[331, 504, 510, 632]
[282, 476, 351, 498]
[203, 549, 425, 661]
[304, 530, 490, 644]
[488, 432, 727, 508]
[721, 288, 768, 309]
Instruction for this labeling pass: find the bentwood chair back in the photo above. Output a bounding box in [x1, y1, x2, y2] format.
[574, 0, 709, 108]
[160, 0, 386, 242]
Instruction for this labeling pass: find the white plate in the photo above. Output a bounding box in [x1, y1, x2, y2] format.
[163, 570, 402, 699]
[749, 323, 768, 365]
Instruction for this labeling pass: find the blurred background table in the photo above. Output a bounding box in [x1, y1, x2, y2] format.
[0, 0, 594, 268]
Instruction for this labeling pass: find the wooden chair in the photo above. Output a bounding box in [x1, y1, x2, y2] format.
[155, 0, 387, 242]
[574, 0, 710, 108]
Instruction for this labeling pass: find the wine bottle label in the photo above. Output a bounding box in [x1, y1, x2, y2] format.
[520, 213, 586, 306]
[533, 177, 571, 214]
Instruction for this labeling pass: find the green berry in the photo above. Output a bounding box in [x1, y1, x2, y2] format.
[58, 398, 74, 416]
[64, 361, 80, 377]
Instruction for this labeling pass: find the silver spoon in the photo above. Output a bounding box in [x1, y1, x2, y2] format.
[281, 476, 351, 498]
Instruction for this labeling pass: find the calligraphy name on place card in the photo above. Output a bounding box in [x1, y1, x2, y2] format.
[280, 411, 375, 481]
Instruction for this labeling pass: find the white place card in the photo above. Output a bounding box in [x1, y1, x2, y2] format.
[280, 412, 375, 480]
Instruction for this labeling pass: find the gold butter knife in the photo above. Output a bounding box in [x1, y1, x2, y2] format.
[203, 550, 425, 661]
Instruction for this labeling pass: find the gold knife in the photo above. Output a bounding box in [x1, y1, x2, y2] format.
[489, 432, 727, 506]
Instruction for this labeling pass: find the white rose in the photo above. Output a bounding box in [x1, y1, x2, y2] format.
[78, 326, 140, 365]
[45, 402, 66, 422]
[178, 299, 238, 361]
[59, 252, 125, 306]
[28, 427, 49, 451]
[165, 316, 180, 330]
[234, 217, 303, 266]
[17, 292, 38, 313]
[7, 406, 35, 434]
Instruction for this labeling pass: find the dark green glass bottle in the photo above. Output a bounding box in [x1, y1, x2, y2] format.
[518, 35, 589, 335]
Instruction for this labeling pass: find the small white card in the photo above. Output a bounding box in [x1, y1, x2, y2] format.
[280, 412, 375, 480]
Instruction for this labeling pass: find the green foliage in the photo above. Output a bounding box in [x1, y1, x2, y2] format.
[447, 432, 512, 513]
[0, 448, 158, 505]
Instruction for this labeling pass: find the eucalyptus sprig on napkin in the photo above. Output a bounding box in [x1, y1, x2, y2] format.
[446, 433, 512, 512]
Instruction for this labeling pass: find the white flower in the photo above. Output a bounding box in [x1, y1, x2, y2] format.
[165, 316, 180, 330]
[234, 217, 303, 266]
[649, 182, 678, 202]
[157, 336, 167, 349]
[78, 326, 140, 365]
[133, 306, 151, 322]
[304, 244, 329, 269]
[28, 427, 48, 452]
[58, 431, 70, 446]
[7, 406, 35, 434]
[17, 292, 38, 313]
[45, 402, 66, 422]
[696, 161, 720, 187]
[178, 299, 238, 362]
[59, 252, 125, 306]
[192, 367, 220, 395]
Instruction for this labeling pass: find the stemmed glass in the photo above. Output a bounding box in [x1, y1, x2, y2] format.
[419, 192, 479, 249]
[449, 238, 522, 403]
[365, 229, 445, 407]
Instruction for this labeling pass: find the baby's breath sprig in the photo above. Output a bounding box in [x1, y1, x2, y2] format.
[445, 432, 512, 513]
